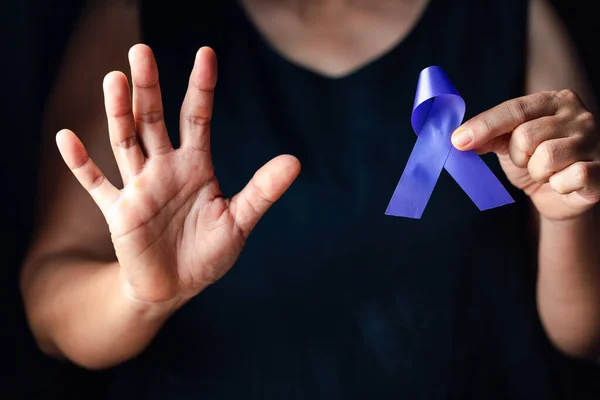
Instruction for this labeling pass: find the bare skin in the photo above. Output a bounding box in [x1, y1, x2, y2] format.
[21, 0, 600, 370]
[239, 0, 431, 77]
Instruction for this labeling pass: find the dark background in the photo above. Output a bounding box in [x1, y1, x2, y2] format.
[2, 1, 599, 399]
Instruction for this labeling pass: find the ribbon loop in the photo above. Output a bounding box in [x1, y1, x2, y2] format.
[386, 66, 514, 219]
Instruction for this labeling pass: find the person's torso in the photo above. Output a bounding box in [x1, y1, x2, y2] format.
[106, 1, 600, 398]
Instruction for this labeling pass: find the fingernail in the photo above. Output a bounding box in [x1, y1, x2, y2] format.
[452, 128, 473, 148]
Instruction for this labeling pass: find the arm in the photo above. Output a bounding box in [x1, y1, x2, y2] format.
[450, 0, 600, 360]
[451, 0, 600, 360]
[21, 0, 299, 371]
[20, 1, 173, 369]
[526, 0, 600, 360]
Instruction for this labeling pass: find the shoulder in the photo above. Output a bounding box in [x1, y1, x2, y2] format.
[526, 0, 598, 114]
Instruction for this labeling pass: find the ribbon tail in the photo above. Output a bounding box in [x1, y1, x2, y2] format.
[444, 148, 514, 210]
[386, 118, 453, 219]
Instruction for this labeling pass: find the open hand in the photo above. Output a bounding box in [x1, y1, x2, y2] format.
[56, 44, 300, 304]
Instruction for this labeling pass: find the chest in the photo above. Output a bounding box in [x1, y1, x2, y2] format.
[238, 0, 431, 78]
[148, 0, 534, 315]
[156, 12, 530, 276]
[205, 61, 524, 289]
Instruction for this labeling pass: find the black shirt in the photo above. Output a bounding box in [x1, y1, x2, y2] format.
[106, 0, 600, 398]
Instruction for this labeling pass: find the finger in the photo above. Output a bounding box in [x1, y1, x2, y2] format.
[180, 47, 217, 153]
[56, 129, 120, 215]
[103, 71, 146, 185]
[129, 44, 172, 156]
[507, 116, 569, 167]
[549, 161, 600, 202]
[475, 136, 509, 155]
[527, 137, 591, 183]
[230, 155, 301, 238]
[452, 91, 559, 151]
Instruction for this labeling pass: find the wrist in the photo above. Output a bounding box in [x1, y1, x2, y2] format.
[537, 204, 600, 275]
[539, 204, 599, 230]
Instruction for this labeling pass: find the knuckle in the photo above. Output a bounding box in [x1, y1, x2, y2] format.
[241, 190, 260, 219]
[113, 136, 139, 150]
[513, 125, 535, 153]
[190, 80, 216, 92]
[538, 141, 559, 167]
[549, 175, 568, 194]
[237, 181, 273, 228]
[88, 174, 106, 191]
[528, 167, 546, 183]
[541, 91, 559, 102]
[557, 89, 581, 108]
[529, 166, 550, 183]
[577, 111, 596, 132]
[248, 180, 273, 206]
[473, 117, 493, 138]
[511, 98, 530, 121]
[152, 142, 173, 155]
[548, 91, 562, 114]
[185, 114, 211, 127]
[134, 110, 164, 124]
[531, 92, 551, 110]
[530, 142, 558, 181]
[108, 102, 132, 119]
[509, 148, 529, 168]
[573, 163, 590, 184]
[71, 155, 91, 171]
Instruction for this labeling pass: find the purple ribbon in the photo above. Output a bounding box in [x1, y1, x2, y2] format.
[385, 66, 514, 219]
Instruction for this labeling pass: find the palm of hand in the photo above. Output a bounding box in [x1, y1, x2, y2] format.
[57, 45, 300, 303]
[109, 150, 234, 303]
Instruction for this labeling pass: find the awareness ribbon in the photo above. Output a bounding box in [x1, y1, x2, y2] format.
[385, 66, 514, 219]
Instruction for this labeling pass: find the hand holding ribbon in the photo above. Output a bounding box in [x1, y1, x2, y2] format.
[451, 89, 600, 221]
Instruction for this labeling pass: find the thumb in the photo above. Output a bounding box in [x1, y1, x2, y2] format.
[230, 155, 300, 238]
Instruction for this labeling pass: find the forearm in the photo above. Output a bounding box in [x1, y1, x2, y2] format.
[21, 253, 181, 369]
[537, 206, 600, 359]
